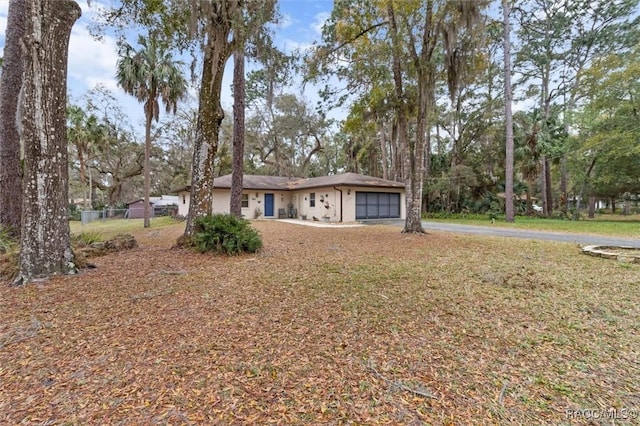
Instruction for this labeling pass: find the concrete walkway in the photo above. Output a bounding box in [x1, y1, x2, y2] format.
[363, 219, 640, 248]
[276, 219, 365, 228]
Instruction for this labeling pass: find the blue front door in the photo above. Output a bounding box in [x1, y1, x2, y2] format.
[264, 193, 274, 217]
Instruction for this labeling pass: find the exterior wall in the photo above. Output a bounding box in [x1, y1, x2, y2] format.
[178, 191, 190, 217]
[177, 186, 405, 222]
[127, 200, 154, 219]
[211, 189, 231, 214]
[179, 189, 295, 219]
[270, 192, 295, 218]
[341, 186, 406, 222]
[293, 186, 342, 222]
[212, 189, 294, 218]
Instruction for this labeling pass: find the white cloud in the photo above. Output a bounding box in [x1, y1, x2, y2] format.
[68, 24, 120, 83]
[278, 12, 295, 29]
[311, 12, 330, 37]
[279, 38, 313, 53]
[83, 76, 120, 93]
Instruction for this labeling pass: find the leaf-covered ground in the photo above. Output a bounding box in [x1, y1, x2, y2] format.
[1, 221, 639, 425]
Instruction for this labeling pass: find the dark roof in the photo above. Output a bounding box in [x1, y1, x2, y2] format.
[211, 174, 299, 190]
[289, 173, 405, 190]
[172, 173, 404, 193]
[126, 198, 155, 206]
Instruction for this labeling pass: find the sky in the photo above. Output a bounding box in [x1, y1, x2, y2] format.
[0, 0, 334, 138]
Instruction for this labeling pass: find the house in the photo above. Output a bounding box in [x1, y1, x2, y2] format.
[173, 173, 406, 222]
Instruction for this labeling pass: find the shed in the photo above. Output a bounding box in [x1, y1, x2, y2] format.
[126, 199, 155, 219]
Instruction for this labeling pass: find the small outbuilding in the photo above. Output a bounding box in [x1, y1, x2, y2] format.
[126, 198, 155, 219]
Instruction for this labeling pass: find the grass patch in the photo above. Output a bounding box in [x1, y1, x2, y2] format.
[1, 222, 639, 424]
[70, 231, 104, 246]
[425, 213, 640, 236]
[69, 216, 181, 239]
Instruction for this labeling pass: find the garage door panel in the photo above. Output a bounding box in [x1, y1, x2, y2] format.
[356, 191, 401, 219]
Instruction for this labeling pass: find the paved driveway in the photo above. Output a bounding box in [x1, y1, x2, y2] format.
[364, 219, 640, 248]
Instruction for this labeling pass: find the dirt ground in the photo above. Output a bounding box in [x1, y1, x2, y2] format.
[1, 220, 639, 425]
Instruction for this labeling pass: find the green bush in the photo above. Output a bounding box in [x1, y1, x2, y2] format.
[68, 204, 81, 221]
[71, 231, 104, 247]
[0, 226, 17, 254]
[194, 214, 262, 255]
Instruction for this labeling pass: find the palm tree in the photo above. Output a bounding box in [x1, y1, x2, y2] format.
[68, 106, 107, 209]
[116, 34, 187, 228]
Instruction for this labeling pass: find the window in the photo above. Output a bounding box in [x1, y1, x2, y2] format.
[241, 193, 249, 208]
[309, 192, 316, 207]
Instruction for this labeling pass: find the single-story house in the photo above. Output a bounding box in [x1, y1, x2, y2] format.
[173, 173, 406, 222]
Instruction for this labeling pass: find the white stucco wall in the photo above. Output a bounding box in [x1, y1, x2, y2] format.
[178, 185, 405, 222]
[179, 189, 295, 219]
[177, 191, 190, 217]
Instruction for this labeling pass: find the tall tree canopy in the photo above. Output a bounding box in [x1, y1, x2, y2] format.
[313, 0, 487, 232]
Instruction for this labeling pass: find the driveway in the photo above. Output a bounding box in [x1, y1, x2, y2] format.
[364, 219, 640, 248]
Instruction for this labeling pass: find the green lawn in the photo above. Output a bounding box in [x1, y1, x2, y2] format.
[424, 213, 640, 237]
[69, 216, 181, 239]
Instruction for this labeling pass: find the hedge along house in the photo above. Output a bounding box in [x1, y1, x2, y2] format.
[174, 172, 406, 222]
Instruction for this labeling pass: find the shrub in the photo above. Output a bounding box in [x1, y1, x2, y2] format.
[71, 231, 104, 247]
[0, 226, 18, 254]
[194, 214, 262, 255]
[0, 226, 19, 280]
[68, 203, 81, 221]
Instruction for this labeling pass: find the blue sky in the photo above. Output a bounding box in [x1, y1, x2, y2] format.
[0, 0, 334, 137]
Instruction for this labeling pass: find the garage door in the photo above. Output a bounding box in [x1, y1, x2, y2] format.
[355, 192, 401, 219]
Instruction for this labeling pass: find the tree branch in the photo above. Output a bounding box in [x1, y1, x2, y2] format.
[324, 21, 389, 57]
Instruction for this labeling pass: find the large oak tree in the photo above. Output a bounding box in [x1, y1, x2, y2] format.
[14, 0, 81, 285]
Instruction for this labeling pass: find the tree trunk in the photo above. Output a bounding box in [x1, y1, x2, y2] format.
[559, 156, 568, 214]
[184, 23, 231, 236]
[544, 157, 552, 214]
[14, 0, 81, 285]
[387, 2, 423, 233]
[378, 124, 388, 181]
[143, 107, 152, 228]
[588, 195, 595, 219]
[503, 0, 515, 223]
[403, 72, 428, 233]
[541, 157, 548, 215]
[0, 0, 27, 238]
[230, 49, 245, 218]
